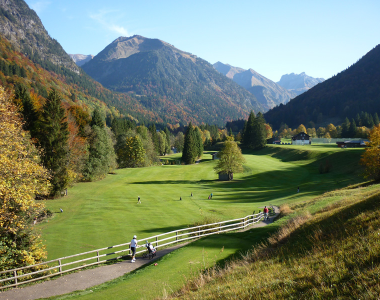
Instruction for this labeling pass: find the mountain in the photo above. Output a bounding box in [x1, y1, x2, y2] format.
[265, 45, 380, 129]
[213, 62, 297, 109]
[82, 35, 264, 126]
[277, 72, 324, 96]
[0, 0, 80, 74]
[0, 0, 167, 124]
[70, 54, 94, 67]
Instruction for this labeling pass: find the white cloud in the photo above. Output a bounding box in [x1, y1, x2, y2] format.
[29, 1, 51, 14]
[89, 10, 129, 36]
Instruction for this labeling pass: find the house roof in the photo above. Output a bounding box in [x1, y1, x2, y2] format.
[292, 132, 310, 140]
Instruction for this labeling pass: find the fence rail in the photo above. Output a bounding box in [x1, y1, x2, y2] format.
[0, 211, 266, 290]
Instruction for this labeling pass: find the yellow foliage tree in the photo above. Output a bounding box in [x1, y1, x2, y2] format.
[0, 86, 50, 271]
[296, 124, 307, 134]
[361, 125, 380, 181]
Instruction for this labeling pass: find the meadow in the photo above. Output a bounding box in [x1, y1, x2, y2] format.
[37, 144, 366, 299]
[38, 144, 364, 260]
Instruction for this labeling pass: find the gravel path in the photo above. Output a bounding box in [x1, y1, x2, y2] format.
[0, 207, 279, 300]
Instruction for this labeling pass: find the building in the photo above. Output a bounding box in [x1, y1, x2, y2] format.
[292, 132, 311, 145]
[336, 140, 368, 148]
[267, 137, 281, 144]
[219, 172, 233, 181]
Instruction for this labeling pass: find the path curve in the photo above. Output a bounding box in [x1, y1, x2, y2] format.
[0, 206, 280, 300]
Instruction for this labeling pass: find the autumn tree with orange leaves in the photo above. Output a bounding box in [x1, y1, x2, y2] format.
[0, 86, 50, 271]
[361, 125, 380, 181]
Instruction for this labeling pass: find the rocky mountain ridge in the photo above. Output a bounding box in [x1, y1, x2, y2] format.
[277, 72, 325, 95]
[213, 61, 297, 109]
[69, 54, 94, 66]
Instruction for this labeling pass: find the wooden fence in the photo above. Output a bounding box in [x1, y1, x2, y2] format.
[0, 211, 265, 290]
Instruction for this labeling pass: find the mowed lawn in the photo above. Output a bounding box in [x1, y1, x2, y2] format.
[37, 145, 364, 260]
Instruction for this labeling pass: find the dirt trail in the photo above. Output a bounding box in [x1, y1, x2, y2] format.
[0, 207, 279, 300]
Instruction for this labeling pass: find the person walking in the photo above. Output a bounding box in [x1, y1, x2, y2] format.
[297, 187, 300, 193]
[263, 206, 269, 221]
[138, 196, 141, 204]
[130, 235, 138, 262]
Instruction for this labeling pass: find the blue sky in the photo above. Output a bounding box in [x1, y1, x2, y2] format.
[24, 0, 380, 82]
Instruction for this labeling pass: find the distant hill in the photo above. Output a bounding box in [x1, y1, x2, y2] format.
[70, 54, 94, 67]
[277, 72, 324, 96]
[213, 62, 297, 109]
[265, 45, 380, 129]
[82, 35, 264, 126]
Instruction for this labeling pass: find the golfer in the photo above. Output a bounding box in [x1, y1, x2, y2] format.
[263, 206, 269, 220]
[130, 235, 138, 262]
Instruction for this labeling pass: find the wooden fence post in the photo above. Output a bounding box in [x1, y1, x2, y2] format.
[156, 236, 158, 248]
[14, 270, 17, 285]
[176, 231, 178, 242]
[97, 251, 100, 262]
[58, 259, 62, 273]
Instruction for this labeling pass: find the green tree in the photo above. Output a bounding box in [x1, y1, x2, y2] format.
[37, 89, 69, 197]
[194, 127, 204, 158]
[349, 119, 357, 137]
[174, 132, 185, 153]
[90, 108, 104, 128]
[251, 112, 267, 149]
[373, 113, 380, 126]
[182, 123, 197, 164]
[341, 118, 351, 138]
[214, 140, 245, 180]
[83, 111, 116, 181]
[242, 111, 255, 148]
[116, 135, 146, 168]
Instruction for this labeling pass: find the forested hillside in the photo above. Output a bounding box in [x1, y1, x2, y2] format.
[265, 44, 380, 129]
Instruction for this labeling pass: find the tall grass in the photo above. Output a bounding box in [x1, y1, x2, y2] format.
[170, 184, 380, 299]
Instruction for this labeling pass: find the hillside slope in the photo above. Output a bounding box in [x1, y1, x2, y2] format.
[173, 182, 380, 299]
[265, 44, 380, 129]
[214, 61, 297, 109]
[82, 35, 264, 126]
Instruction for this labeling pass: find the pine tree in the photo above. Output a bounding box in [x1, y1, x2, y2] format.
[14, 84, 38, 136]
[182, 123, 197, 164]
[194, 127, 204, 158]
[243, 111, 255, 148]
[90, 108, 104, 128]
[341, 118, 351, 138]
[83, 111, 116, 181]
[349, 119, 357, 138]
[374, 113, 380, 126]
[37, 89, 69, 197]
[251, 112, 267, 150]
[149, 124, 159, 154]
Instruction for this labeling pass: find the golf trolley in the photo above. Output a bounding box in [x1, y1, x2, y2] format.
[142, 241, 157, 259]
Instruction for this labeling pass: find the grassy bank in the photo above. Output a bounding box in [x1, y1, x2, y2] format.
[171, 183, 380, 299]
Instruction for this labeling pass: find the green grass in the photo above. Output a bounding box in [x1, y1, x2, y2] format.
[36, 144, 366, 299]
[37, 145, 364, 260]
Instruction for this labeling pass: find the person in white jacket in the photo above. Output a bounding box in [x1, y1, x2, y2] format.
[130, 235, 138, 262]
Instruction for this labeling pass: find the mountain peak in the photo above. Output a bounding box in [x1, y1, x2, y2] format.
[277, 72, 325, 95]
